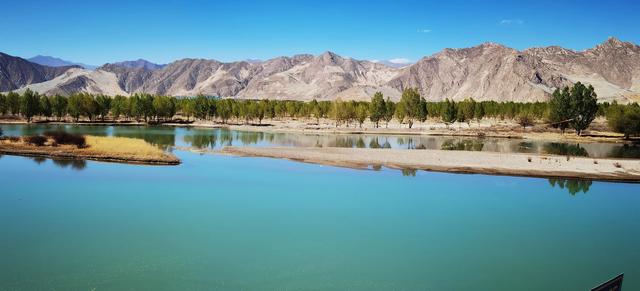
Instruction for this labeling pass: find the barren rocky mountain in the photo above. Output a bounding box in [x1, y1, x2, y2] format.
[525, 37, 640, 102]
[387, 43, 572, 102]
[104, 59, 165, 70]
[5, 38, 640, 103]
[0, 52, 80, 92]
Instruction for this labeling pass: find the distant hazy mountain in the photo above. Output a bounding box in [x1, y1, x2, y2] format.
[28, 55, 96, 70]
[7, 38, 640, 103]
[101, 59, 165, 71]
[0, 52, 80, 91]
[373, 59, 413, 68]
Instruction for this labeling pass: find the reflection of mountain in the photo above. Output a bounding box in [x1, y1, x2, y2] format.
[548, 178, 592, 195]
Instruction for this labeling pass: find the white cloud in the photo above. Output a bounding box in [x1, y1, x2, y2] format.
[500, 19, 524, 25]
[417, 29, 431, 33]
[388, 58, 411, 64]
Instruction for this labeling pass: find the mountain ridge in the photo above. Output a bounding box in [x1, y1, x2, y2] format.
[5, 38, 640, 103]
[28, 55, 97, 70]
[0, 53, 81, 92]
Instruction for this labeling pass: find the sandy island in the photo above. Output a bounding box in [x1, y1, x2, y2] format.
[0, 136, 180, 165]
[219, 146, 640, 182]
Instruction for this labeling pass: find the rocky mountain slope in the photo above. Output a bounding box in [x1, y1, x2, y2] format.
[525, 37, 640, 102]
[387, 43, 572, 102]
[0, 53, 80, 92]
[5, 38, 640, 103]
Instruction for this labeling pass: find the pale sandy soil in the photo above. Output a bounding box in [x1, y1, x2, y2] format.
[219, 146, 640, 182]
[0, 136, 179, 165]
[185, 117, 633, 144]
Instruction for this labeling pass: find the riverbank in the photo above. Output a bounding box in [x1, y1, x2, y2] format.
[219, 146, 640, 182]
[1, 117, 634, 144]
[0, 136, 180, 165]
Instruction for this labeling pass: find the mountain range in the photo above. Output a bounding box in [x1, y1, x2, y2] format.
[2, 37, 639, 103]
[28, 55, 97, 70]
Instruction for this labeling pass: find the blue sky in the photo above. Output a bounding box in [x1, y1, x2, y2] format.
[2, 0, 639, 65]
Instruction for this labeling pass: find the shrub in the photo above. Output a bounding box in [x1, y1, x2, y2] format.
[517, 113, 534, 130]
[607, 104, 640, 139]
[24, 135, 48, 146]
[43, 131, 86, 148]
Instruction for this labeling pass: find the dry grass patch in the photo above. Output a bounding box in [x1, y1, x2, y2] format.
[0, 135, 179, 165]
[80, 136, 178, 163]
[84, 136, 166, 158]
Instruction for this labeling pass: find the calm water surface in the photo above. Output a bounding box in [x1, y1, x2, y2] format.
[2, 123, 640, 158]
[1, 124, 639, 290]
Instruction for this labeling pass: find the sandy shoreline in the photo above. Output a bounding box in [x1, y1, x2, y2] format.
[219, 146, 640, 182]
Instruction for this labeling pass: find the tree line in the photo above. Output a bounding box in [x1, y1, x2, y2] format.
[0, 84, 638, 138]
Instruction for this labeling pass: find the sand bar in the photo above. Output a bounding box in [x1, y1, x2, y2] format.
[220, 146, 640, 182]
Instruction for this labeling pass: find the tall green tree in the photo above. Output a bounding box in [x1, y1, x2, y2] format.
[568, 82, 598, 135]
[441, 99, 457, 125]
[95, 95, 112, 121]
[548, 87, 572, 133]
[153, 96, 177, 121]
[193, 95, 210, 120]
[51, 95, 68, 121]
[0, 93, 8, 115]
[607, 103, 640, 139]
[81, 93, 98, 121]
[216, 99, 233, 123]
[417, 96, 428, 123]
[140, 94, 155, 122]
[397, 88, 421, 128]
[67, 94, 83, 121]
[355, 103, 368, 128]
[20, 89, 40, 122]
[383, 98, 395, 128]
[111, 95, 127, 120]
[473, 101, 485, 122]
[40, 95, 53, 121]
[369, 92, 386, 128]
[7, 92, 20, 116]
[549, 82, 598, 135]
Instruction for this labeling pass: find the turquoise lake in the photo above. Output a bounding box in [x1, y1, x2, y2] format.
[1, 124, 639, 290]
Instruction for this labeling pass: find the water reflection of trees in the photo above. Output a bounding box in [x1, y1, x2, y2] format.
[441, 139, 484, 151]
[543, 143, 589, 157]
[112, 127, 175, 149]
[608, 144, 640, 158]
[517, 142, 537, 153]
[52, 159, 87, 170]
[20, 124, 109, 137]
[548, 178, 592, 195]
[219, 130, 234, 146]
[238, 131, 263, 145]
[31, 157, 46, 164]
[183, 133, 217, 149]
[401, 168, 417, 176]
